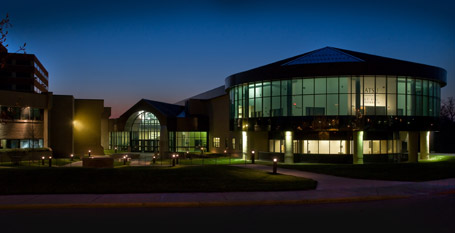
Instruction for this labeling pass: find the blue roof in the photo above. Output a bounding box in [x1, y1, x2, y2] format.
[282, 47, 364, 66]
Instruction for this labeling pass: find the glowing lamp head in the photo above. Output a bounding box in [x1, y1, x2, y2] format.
[42, 156, 45, 160]
[273, 158, 277, 162]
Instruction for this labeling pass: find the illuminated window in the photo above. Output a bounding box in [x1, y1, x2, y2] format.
[213, 137, 220, 148]
[232, 138, 236, 150]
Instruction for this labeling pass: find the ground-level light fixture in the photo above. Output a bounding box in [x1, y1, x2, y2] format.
[41, 156, 45, 165]
[88, 150, 91, 157]
[70, 154, 74, 161]
[272, 158, 278, 174]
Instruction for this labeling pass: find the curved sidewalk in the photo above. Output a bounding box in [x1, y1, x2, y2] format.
[1, 164, 454, 209]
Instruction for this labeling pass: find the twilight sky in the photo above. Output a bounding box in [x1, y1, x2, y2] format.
[2, 0, 454, 118]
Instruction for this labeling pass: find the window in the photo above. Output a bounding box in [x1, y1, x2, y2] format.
[169, 131, 207, 152]
[269, 140, 284, 153]
[232, 138, 235, 150]
[315, 78, 326, 94]
[327, 77, 338, 94]
[213, 137, 220, 148]
[303, 78, 314, 94]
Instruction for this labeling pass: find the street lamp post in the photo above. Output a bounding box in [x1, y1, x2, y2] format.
[200, 147, 204, 165]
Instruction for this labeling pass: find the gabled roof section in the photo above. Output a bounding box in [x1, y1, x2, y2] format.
[282, 47, 364, 65]
[175, 85, 226, 105]
[143, 99, 184, 117]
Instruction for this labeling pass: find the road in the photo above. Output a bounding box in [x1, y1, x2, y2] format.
[1, 193, 453, 233]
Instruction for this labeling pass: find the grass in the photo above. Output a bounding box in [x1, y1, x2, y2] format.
[0, 158, 79, 167]
[0, 165, 317, 195]
[162, 157, 246, 165]
[274, 154, 455, 181]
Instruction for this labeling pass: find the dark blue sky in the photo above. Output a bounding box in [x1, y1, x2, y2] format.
[3, 0, 454, 118]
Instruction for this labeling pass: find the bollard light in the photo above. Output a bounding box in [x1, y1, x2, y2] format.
[123, 155, 127, 165]
[48, 156, 52, 167]
[272, 158, 278, 174]
[172, 154, 176, 166]
[251, 150, 255, 164]
[88, 150, 91, 157]
[176, 154, 179, 164]
[152, 155, 156, 164]
[41, 156, 45, 165]
[114, 147, 118, 153]
[70, 154, 74, 161]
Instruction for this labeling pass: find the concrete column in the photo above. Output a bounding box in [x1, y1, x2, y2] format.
[284, 131, 293, 163]
[242, 131, 247, 160]
[407, 131, 419, 163]
[419, 131, 430, 160]
[43, 109, 49, 148]
[353, 131, 363, 164]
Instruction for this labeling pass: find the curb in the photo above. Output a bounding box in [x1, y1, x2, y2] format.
[0, 195, 410, 210]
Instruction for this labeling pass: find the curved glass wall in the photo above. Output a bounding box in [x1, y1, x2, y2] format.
[229, 76, 441, 119]
[128, 111, 160, 152]
[109, 111, 161, 152]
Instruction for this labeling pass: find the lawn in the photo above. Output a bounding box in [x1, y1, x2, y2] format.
[0, 165, 317, 195]
[275, 154, 455, 181]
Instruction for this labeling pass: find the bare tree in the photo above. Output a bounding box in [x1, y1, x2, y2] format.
[0, 13, 26, 67]
[441, 97, 455, 122]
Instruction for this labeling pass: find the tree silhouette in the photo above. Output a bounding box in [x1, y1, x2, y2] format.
[441, 96, 455, 122]
[0, 13, 27, 67]
[434, 96, 455, 153]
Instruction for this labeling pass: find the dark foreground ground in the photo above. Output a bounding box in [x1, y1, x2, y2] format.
[1, 193, 453, 233]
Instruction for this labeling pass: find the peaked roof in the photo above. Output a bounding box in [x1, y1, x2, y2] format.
[118, 99, 185, 122]
[175, 85, 226, 105]
[142, 99, 184, 117]
[225, 46, 447, 89]
[283, 47, 364, 65]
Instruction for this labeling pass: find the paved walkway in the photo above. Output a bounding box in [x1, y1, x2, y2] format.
[1, 164, 454, 209]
